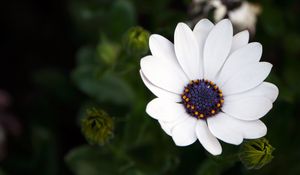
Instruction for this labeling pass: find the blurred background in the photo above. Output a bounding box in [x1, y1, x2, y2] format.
[1, 0, 300, 174]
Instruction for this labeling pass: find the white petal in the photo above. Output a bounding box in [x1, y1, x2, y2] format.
[221, 62, 272, 95]
[222, 96, 272, 121]
[207, 113, 266, 144]
[146, 98, 187, 122]
[158, 120, 172, 136]
[225, 82, 279, 103]
[207, 112, 243, 145]
[241, 120, 267, 139]
[193, 19, 214, 79]
[158, 116, 189, 136]
[203, 19, 233, 81]
[230, 30, 249, 53]
[193, 19, 214, 47]
[140, 55, 188, 93]
[140, 70, 181, 102]
[174, 23, 201, 80]
[195, 120, 222, 155]
[260, 82, 279, 102]
[149, 34, 184, 72]
[149, 34, 175, 61]
[216, 42, 263, 86]
[172, 117, 197, 146]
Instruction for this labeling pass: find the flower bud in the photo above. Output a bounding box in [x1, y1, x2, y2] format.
[123, 26, 150, 57]
[97, 38, 120, 65]
[81, 108, 114, 146]
[239, 138, 275, 169]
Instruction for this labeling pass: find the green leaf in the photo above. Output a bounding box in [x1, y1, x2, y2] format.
[69, 0, 112, 41]
[65, 145, 119, 175]
[72, 68, 135, 105]
[107, 0, 136, 40]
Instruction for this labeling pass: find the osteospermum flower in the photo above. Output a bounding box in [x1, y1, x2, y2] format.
[211, 0, 261, 34]
[139, 19, 278, 155]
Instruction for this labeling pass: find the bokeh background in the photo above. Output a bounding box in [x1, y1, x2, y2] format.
[1, 0, 300, 174]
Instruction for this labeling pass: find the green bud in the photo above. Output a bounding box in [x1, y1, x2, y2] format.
[97, 38, 120, 65]
[239, 138, 275, 169]
[81, 107, 114, 146]
[123, 26, 150, 57]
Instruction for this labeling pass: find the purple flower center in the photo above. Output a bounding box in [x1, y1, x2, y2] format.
[181, 79, 224, 119]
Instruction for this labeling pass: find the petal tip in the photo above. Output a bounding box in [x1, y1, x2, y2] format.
[240, 30, 250, 36]
[219, 18, 232, 25]
[176, 22, 187, 29]
[207, 145, 223, 156]
[199, 18, 213, 25]
[211, 150, 222, 156]
[217, 19, 233, 33]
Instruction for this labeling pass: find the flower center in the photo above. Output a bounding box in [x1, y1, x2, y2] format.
[181, 79, 224, 119]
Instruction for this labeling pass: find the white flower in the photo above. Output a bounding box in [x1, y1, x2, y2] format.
[139, 19, 278, 155]
[212, 0, 261, 33]
[228, 2, 261, 33]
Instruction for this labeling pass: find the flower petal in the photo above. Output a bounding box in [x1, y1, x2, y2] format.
[140, 70, 181, 102]
[222, 96, 272, 121]
[146, 98, 187, 122]
[149, 34, 175, 60]
[203, 19, 233, 81]
[242, 120, 267, 139]
[207, 112, 243, 145]
[260, 82, 279, 103]
[193, 19, 214, 47]
[221, 62, 272, 95]
[230, 30, 249, 53]
[225, 82, 279, 103]
[158, 117, 188, 136]
[195, 120, 222, 155]
[174, 23, 201, 80]
[140, 55, 189, 93]
[216, 42, 263, 86]
[193, 19, 214, 79]
[207, 113, 266, 145]
[158, 120, 172, 136]
[172, 116, 197, 146]
[149, 34, 184, 72]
